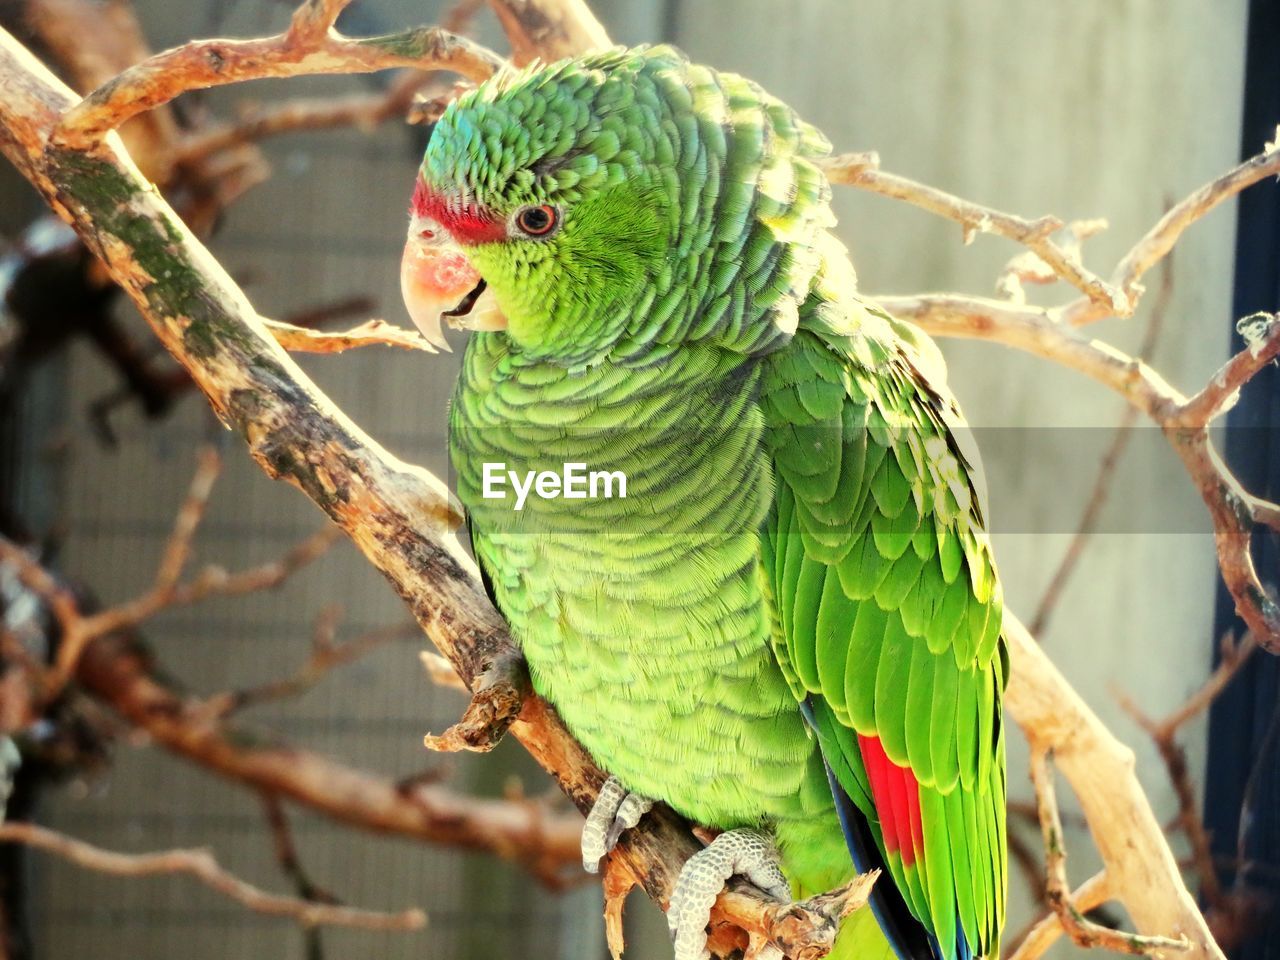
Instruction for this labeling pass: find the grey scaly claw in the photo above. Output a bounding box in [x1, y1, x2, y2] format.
[667, 829, 791, 960]
[582, 775, 655, 873]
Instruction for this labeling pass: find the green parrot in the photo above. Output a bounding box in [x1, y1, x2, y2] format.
[400, 45, 1007, 960]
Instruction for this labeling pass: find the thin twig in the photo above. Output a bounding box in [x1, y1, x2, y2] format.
[71, 629, 588, 888]
[829, 138, 1280, 328]
[174, 0, 487, 161]
[23, 445, 224, 693]
[1, 477, 339, 701]
[996, 219, 1109, 303]
[87, 526, 340, 636]
[0, 539, 81, 645]
[1007, 871, 1113, 960]
[1028, 405, 1141, 638]
[825, 152, 1124, 311]
[1073, 145, 1280, 326]
[262, 793, 340, 905]
[1173, 312, 1280, 428]
[174, 73, 460, 164]
[153, 444, 222, 591]
[1028, 750, 1190, 956]
[209, 617, 421, 716]
[0, 820, 426, 930]
[1113, 631, 1258, 905]
[1030, 259, 1174, 637]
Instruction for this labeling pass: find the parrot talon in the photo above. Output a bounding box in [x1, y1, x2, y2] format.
[582, 776, 655, 873]
[667, 829, 791, 960]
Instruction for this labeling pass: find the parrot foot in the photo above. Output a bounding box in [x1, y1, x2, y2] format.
[582, 776, 655, 873]
[667, 829, 791, 960]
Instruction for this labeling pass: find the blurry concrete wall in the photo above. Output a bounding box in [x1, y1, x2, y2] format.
[15, 1, 1249, 959]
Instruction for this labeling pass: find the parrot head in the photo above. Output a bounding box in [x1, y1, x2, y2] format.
[401, 45, 835, 365]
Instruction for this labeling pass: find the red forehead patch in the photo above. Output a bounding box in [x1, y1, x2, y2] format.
[410, 179, 507, 245]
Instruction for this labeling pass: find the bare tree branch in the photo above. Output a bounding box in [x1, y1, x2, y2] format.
[1030, 260, 1174, 638]
[1, 513, 340, 700]
[0, 820, 427, 931]
[484, 0, 610, 66]
[1090, 144, 1280, 326]
[1027, 749, 1189, 956]
[205, 615, 423, 717]
[51, 0, 504, 149]
[1114, 631, 1259, 907]
[0, 6, 1240, 957]
[2, 492, 586, 890]
[20, 0, 185, 180]
[261, 791, 341, 906]
[1005, 614, 1222, 958]
[1007, 871, 1112, 960]
[171, 0, 486, 163]
[825, 152, 1122, 311]
[74, 629, 588, 888]
[174, 77, 448, 164]
[832, 141, 1280, 327]
[1155, 631, 1259, 736]
[1173, 312, 1280, 428]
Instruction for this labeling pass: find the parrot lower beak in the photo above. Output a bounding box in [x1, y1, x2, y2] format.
[400, 215, 507, 351]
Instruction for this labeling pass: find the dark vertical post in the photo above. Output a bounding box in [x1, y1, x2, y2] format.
[1204, 1, 1280, 957]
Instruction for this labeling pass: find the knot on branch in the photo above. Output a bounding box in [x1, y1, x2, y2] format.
[1236, 311, 1279, 354]
[423, 651, 529, 753]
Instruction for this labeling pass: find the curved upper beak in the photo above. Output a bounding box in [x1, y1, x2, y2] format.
[400, 214, 507, 352]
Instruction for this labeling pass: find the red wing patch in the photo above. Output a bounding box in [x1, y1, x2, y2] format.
[858, 733, 923, 867]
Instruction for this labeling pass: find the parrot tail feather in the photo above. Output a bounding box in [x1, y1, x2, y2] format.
[822, 756, 942, 960]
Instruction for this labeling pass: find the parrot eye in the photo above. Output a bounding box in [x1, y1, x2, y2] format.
[514, 204, 559, 238]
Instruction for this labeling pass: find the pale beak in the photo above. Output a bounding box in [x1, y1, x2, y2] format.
[400, 214, 507, 352]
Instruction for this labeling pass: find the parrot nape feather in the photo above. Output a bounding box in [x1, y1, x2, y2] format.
[401, 44, 1007, 960]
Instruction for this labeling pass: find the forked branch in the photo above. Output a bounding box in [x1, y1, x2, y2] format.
[825, 152, 1122, 312]
[1027, 750, 1189, 957]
